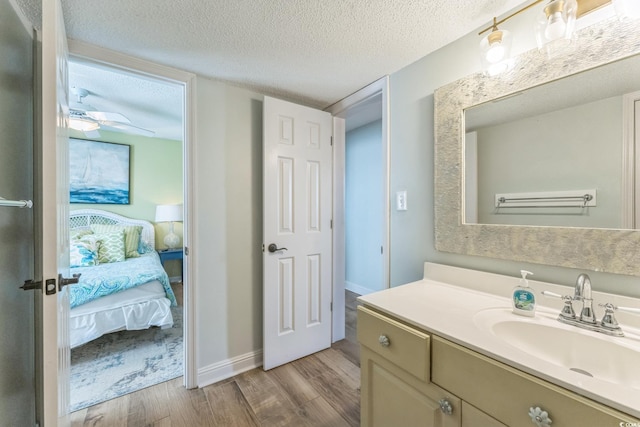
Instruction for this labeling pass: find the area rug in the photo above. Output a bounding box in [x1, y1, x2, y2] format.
[70, 305, 183, 412]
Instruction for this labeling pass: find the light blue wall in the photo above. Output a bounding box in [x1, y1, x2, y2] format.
[388, 5, 640, 297]
[345, 120, 384, 294]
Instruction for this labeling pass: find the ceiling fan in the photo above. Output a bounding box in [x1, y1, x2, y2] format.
[69, 87, 155, 138]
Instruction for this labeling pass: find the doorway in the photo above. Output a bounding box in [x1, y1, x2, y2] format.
[64, 41, 197, 409]
[327, 76, 390, 345]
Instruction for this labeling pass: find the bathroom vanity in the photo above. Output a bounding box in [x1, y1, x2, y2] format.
[357, 263, 640, 426]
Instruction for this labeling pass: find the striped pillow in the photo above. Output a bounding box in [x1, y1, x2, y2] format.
[91, 224, 142, 258]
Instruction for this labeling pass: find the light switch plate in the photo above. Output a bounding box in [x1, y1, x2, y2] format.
[397, 191, 407, 211]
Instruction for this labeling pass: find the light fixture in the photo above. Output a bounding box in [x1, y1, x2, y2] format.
[68, 117, 99, 132]
[612, 0, 640, 20]
[534, 0, 578, 57]
[479, 18, 514, 76]
[480, 0, 612, 73]
[155, 204, 183, 250]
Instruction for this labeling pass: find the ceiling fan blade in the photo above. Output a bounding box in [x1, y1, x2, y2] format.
[99, 120, 156, 137]
[86, 111, 131, 123]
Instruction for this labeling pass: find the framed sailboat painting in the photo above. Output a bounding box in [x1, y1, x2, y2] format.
[69, 139, 130, 204]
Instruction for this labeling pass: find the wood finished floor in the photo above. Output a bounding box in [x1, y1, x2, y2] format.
[71, 290, 362, 427]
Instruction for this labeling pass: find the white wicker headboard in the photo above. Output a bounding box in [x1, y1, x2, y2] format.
[69, 209, 155, 248]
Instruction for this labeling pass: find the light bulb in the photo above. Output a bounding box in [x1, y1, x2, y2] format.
[544, 11, 567, 40]
[479, 26, 512, 76]
[486, 43, 505, 63]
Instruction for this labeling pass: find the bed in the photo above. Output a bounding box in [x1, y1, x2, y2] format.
[68, 209, 177, 348]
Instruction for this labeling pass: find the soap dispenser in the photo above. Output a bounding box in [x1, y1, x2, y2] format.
[512, 270, 536, 317]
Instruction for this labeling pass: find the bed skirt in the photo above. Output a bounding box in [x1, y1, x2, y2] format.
[70, 281, 174, 348]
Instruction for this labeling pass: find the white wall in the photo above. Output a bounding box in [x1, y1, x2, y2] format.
[476, 96, 622, 228]
[345, 120, 384, 295]
[193, 78, 264, 382]
[388, 4, 640, 297]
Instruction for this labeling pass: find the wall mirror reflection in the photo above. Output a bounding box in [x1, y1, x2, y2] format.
[464, 54, 640, 230]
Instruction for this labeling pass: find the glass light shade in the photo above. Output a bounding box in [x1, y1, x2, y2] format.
[612, 0, 640, 20]
[534, 0, 578, 58]
[69, 117, 99, 132]
[479, 28, 513, 76]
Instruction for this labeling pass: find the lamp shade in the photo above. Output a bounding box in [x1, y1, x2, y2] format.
[479, 27, 513, 76]
[155, 204, 183, 223]
[534, 0, 578, 58]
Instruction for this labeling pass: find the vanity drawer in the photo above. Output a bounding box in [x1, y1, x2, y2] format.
[357, 305, 430, 381]
[432, 336, 639, 427]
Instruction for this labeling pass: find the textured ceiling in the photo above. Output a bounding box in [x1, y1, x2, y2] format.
[14, 0, 526, 139]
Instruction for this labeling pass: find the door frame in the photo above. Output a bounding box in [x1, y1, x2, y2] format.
[67, 40, 198, 388]
[325, 76, 390, 341]
[621, 90, 640, 229]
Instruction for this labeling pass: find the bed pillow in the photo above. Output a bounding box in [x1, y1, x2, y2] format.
[69, 237, 100, 267]
[70, 228, 93, 240]
[91, 224, 142, 258]
[93, 230, 126, 263]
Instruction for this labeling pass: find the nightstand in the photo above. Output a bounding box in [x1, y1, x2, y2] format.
[158, 248, 183, 281]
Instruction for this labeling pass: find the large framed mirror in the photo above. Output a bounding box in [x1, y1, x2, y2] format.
[434, 17, 640, 276]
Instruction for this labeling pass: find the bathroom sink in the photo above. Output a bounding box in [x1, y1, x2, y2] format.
[473, 308, 640, 390]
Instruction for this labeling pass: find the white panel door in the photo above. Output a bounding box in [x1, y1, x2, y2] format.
[40, 0, 70, 424]
[263, 96, 333, 370]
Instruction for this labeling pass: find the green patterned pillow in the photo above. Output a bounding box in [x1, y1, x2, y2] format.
[94, 230, 126, 263]
[91, 224, 142, 258]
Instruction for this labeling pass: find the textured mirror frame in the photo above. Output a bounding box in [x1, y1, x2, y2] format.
[434, 17, 640, 276]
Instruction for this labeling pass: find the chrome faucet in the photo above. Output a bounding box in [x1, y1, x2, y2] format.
[574, 273, 596, 324]
[542, 273, 625, 337]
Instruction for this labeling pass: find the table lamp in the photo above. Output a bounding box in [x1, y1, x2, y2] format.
[155, 204, 183, 249]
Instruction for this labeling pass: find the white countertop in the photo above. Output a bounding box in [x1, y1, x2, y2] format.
[357, 264, 640, 419]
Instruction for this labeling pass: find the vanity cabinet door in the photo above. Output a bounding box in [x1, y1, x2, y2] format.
[361, 346, 461, 427]
[358, 306, 460, 427]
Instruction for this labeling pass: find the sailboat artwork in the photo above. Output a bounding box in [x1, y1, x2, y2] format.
[69, 139, 130, 204]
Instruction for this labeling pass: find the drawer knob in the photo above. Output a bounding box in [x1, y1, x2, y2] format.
[528, 407, 552, 427]
[438, 399, 453, 415]
[378, 335, 390, 347]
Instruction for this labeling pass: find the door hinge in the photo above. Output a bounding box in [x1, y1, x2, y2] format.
[330, 136, 333, 146]
[184, 246, 189, 256]
[330, 302, 333, 311]
[330, 219, 333, 229]
[381, 246, 384, 254]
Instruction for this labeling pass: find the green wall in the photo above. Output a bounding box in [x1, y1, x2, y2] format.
[69, 129, 183, 276]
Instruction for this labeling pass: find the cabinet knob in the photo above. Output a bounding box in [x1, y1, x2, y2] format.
[528, 407, 552, 427]
[438, 399, 453, 415]
[378, 335, 390, 347]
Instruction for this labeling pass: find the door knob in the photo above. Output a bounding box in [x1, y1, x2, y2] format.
[267, 243, 288, 253]
[58, 273, 81, 291]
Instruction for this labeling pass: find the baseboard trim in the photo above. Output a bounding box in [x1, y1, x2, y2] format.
[197, 350, 263, 388]
[345, 281, 377, 296]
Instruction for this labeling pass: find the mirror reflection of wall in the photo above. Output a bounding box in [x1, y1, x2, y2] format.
[464, 54, 640, 230]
